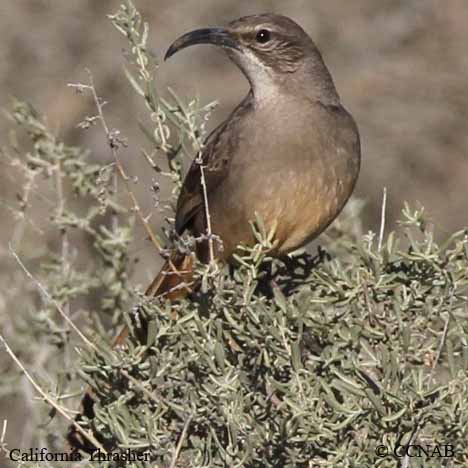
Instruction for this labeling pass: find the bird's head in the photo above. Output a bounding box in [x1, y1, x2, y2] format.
[165, 14, 339, 104]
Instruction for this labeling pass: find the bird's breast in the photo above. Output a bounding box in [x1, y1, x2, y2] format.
[209, 154, 353, 258]
[207, 101, 360, 259]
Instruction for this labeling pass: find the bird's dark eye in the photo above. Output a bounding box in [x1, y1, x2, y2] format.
[256, 29, 271, 44]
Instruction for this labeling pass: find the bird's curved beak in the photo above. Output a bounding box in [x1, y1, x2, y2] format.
[164, 27, 240, 61]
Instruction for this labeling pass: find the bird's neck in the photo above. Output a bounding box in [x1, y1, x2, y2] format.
[249, 65, 341, 109]
[251, 80, 340, 111]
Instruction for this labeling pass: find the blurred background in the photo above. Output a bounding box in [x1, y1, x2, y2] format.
[0, 0, 467, 462]
[2, 0, 468, 241]
[0, 0, 468, 236]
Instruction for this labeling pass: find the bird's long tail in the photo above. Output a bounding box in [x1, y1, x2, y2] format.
[112, 252, 194, 346]
[145, 252, 194, 299]
[67, 251, 194, 452]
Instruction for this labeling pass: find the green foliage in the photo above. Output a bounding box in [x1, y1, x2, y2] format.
[0, 97, 135, 466]
[76, 207, 468, 467]
[4, 99, 134, 320]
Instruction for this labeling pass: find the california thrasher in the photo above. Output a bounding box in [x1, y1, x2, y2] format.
[146, 13, 360, 297]
[68, 13, 360, 451]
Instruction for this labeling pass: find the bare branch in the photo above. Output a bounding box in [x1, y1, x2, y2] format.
[170, 413, 193, 468]
[9, 243, 97, 352]
[0, 335, 107, 454]
[197, 159, 215, 264]
[68, 71, 191, 295]
[378, 187, 387, 252]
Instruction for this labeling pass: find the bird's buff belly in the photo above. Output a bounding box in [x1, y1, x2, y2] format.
[209, 165, 348, 259]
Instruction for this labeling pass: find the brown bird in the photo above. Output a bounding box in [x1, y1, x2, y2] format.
[68, 13, 360, 451]
[146, 13, 360, 298]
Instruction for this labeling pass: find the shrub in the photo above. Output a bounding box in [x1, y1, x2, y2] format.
[1, 2, 467, 467]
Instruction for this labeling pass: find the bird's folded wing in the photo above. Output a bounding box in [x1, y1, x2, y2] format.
[175, 92, 253, 235]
